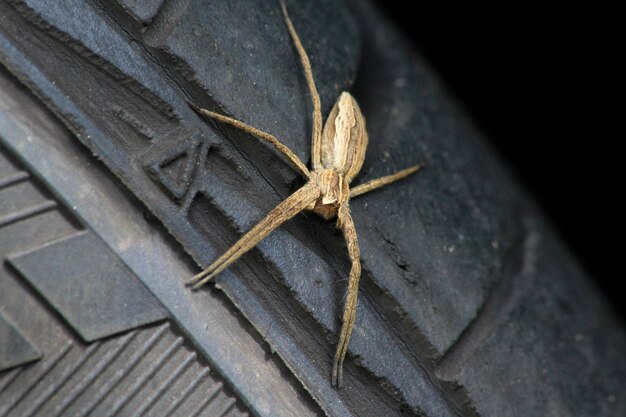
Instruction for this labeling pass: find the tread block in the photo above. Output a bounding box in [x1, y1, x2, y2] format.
[115, 0, 165, 25]
[8, 232, 168, 342]
[0, 312, 41, 371]
[445, 235, 626, 417]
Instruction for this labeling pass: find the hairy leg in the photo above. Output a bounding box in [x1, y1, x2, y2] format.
[332, 204, 361, 387]
[189, 181, 320, 288]
[350, 165, 421, 198]
[280, 2, 323, 171]
[189, 103, 310, 178]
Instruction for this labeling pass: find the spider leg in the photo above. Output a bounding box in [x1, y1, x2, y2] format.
[350, 165, 422, 198]
[188, 181, 320, 288]
[189, 102, 310, 178]
[280, 2, 323, 171]
[332, 204, 361, 387]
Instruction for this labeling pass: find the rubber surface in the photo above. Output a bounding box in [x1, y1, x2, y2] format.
[0, 1, 625, 416]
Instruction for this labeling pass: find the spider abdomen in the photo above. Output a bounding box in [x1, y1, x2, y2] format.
[320, 92, 369, 183]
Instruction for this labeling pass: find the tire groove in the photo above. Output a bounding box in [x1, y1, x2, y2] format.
[0, 171, 28, 189]
[0, 200, 56, 227]
[102, 333, 183, 417]
[216, 398, 237, 417]
[76, 323, 169, 417]
[143, 0, 191, 47]
[0, 368, 22, 396]
[135, 351, 196, 417]
[187, 381, 224, 417]
[49, 330, 138, 417]
[158, 367, 210, 417]
[20, 341, 101, 417]
[0, 341, 72, 417]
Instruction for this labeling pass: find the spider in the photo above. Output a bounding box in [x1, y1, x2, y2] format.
[188, 3, 421, 387]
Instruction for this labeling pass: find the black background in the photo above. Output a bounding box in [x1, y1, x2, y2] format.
[373, 2, 623, 322]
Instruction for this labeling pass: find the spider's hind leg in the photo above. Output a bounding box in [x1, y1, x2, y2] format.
[332, 204, 361, 387]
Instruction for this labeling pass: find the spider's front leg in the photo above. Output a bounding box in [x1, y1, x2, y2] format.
[189, 103, 310, 178]
[332, 203, 361, 387]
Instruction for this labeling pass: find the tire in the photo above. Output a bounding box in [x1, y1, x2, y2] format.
[0, 1, 624, 416]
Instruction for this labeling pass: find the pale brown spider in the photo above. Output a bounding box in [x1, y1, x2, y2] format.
[188, 4, 421, 387]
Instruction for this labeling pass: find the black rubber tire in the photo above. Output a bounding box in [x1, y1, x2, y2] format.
[1, 1, 624, 417]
